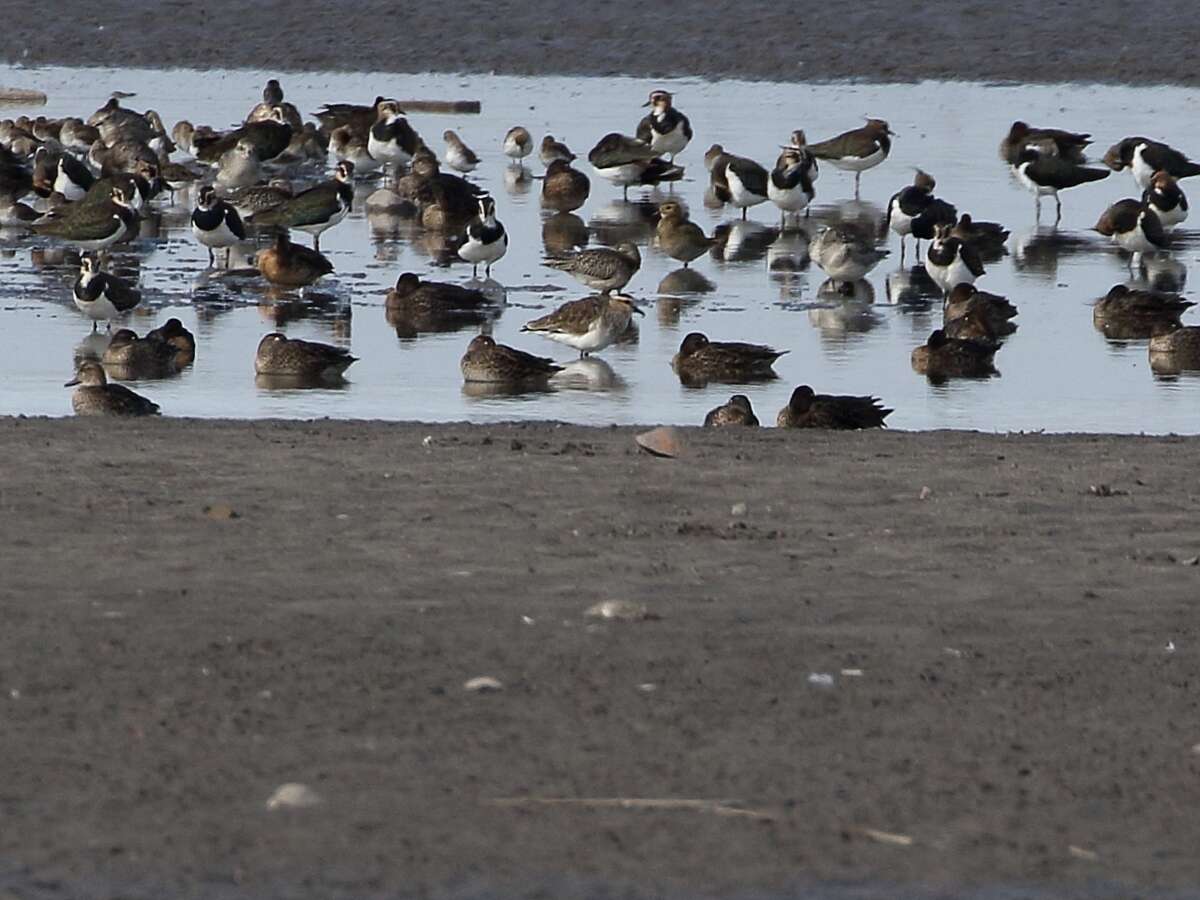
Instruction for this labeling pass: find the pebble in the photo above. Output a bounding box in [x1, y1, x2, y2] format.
[807, 672, 835, 687]
[265, 783, 321, 810]
[585, 600, 650, 621]
[731, 502, 748, 517]
[463, 676, 504, 693]
[635, 426, 682, 458]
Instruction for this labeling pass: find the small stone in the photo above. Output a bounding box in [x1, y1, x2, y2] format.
[840, 669, 864, 677]
[1180, 556, 1199, 567]
[422, 435, 434, 448]
[463, 676, 504, 693]
[637, 683, 657, 693]
[635, 426, 682, 458]
[807, 673, 835, 688]
[265, 783, 321, 810]
[585, 600, 652, 621]
[731, 502, 748, 517]
[203, 504, 238, 520]
[918, 486, 932, 501]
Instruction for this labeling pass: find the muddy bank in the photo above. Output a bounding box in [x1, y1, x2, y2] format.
[2, 417, 1200, 897]
[0, 0, 1197, 86]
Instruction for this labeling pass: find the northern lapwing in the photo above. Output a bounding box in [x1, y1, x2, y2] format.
[924, 224, 985, 294]
[1143, 171, 1188, 230]
[1094, 199, 1168, 255]
[1103, 137, 1200, 190]
[1013, 148, 1109, 221]
[249, 160, 354, 250]
[36, 184, 138, 250]
[587, 133, 683, 197]
[72, 252, 141, 330]
[191, 184, 246, 267]
[636, 90, 692, 162]
[768, 143, 816, 224]
[807, 118, 894, 195]
[458, 194, 508, 277]
[999, 121, 1091, 165]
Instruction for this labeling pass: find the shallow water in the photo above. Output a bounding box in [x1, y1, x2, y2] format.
[2, 65, 1200, 431]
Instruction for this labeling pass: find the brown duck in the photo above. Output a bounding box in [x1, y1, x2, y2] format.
[776, 385, 892, 429]
[703, 394, 759, 427]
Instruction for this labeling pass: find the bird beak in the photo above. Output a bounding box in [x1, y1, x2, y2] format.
[641, 100, 652, 107]
[64, 376, 80, 387]
[631, 302, 645, 317]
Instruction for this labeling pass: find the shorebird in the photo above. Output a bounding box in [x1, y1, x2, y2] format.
[145, 318, 197, 368]
[911, 330, 998, 379]
[101, 328, 179, 378]
[214, 139, 263, 190]
[543, 242, 641, 293]
[460, 334, 563, 384]
[226, 178, 293, 220]
[521, 293, 644, 356]
[768, 144, 816, 224]
[503, 126, 533, 161]
[807, 118, 894, 195]
[191, 185, 246, 266]
[809, 225, 887, 285]
[703, 395, 759, 427]
[776, 385, 892, 429]
[1143, 171, 1189, 230]
[367, 102, 421, 174]
[443, 130, 479, 174]
[1012, 148, 1109, 221]
[249, 160, 355, 250]
[540, 135, 576, 167]
[35, 184, 138, 250]
[636, 90, 692, 162]
[541, 159, 591, 213]
[330, 125, 381, 175]
[65, 360, 160, 417]
[587, 133, 683, 196]
[1103, 137, 1200, 190]
[254, 333, 357, 378]
[999, 121, 1091, 165]
[458, 194, 508, 277]
[1094, 199, 1168, 255]
[655, 201, 714, 267]
[924, 224, 985, 294]
[671, 332, 786, 384]
[256, 233, 334, 287]
[53, 153, 95, 201]
[72, 253, 140, 330]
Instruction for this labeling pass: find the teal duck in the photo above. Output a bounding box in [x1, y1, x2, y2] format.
[101, 328, 179, 378]
[145, 318, 196, 367]
[256, 233, 333, 288]
[460, 334, 562, 384]
[776, 385, 892, 429]
[254, 333, 356, 378]
[385, 272, 489, 312]
[66, 360, 160, 417]
[672, 332, 785, 385]
[703, 395, 759, 427]
[1093, 285, 1194, 339]
[911, 329, 998, 378]
[541, 159, 590, 213]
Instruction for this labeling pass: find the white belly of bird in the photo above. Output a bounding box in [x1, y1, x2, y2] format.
[726, 168, 766, 209]
[297, 201, 350, 238]
[367, 133, 410, 168]
[827, 146, 885, 173]
[1115, 224, 1157, 254]
[924, 253, 977, 293]
[592, 163, 643, 186]
[815, 246, 870, 282]
[1131, 146, 1156, 191]
[546, 312, 627, 353]
[54, 170, 87, 202]
[75, 216, 127, 251]
[444, 146, 477, 173]
[503, 135, 531, 159]
[459, 233, 508, 265]
[1015, 163, 1057, 197]
[650, 121, 689, 157]
[74, 291, 121, 322]
[768, 178, 811, 212]
[1152, 200, 1188, 230]
[192, 217, 241, 249]
[886, 200, 914, 236]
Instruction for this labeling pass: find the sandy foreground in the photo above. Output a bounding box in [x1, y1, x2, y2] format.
[0, 0, 1195, 87]
[2, 417, 1200, 897]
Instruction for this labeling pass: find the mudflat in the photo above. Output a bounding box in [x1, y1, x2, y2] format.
[2, 417, 1199, 897]
[0, 0, 1197, 87]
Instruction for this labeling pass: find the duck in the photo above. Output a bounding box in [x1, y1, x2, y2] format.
[671, 332, 786, 385]
[655, 201, 713, 267]
[191, 184, 246, 266]
[521, 293, 643, 356]
[943, 284, 1018, 336]
[65, 360, 160, 417]
[254, 332, 357, 378]
[635, 90, 692, 162]
[329, 125, 381, 175]
[1093, 285, 1194, 340]
[101, 327, 179, 377]
[911, 329, 997, 379]
[248, 160, 355, 250]
[1142, 171, 1188, 230]
[809, 225, 887, 285]
[587, 133, 683, 197]
[145, 317, 197, 367]
[950, 213, 1010, 258]
[460, 334, 563, 383]
[999, 121, 1091, 165]
[704, 394, 759, 427]
[924, 224, 985, 294]
[540, 135, 576, 167]
[256, 232, 334, 287]
[194, 107, 293, 165]
[543, 241, 641, 293]
[1013, 147, 1110, 221]
[776, 385, 892, 429]
[443, 130, 479, 174]
[1094, 199, 1168, 254]
[806, 118, 894, 194]
[34, 184, 138, 250]
[385, 272, 490, 312]
[1103, 137, 1200, 190]
[313, 96, 389, 137]
[72, 252, 141, 330]
[541, 159, 590, 213]
[504, 126, 533, 161]
[768, 144, 816, 224]
[458, 194, 508, 277]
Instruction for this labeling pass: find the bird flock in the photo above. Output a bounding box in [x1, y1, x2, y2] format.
[2, 77, 1199, 427]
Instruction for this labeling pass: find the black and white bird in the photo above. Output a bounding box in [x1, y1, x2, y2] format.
[587, 133, 684, 197]
[191, 185, 246, 267]
[458, 194, 507, 277]
[636, 90, 692, 162]
[704, 144, 768, 219]
[367, 101, 421, 173]
[1094, 199, 1168, 255]
[1142, 171, 1188, 230]
[1103, 137, 1200, 190]
[53, 153, 95, 201]
[885, 169, 955, 261]
[768, 143, 816, 224]
[249, 160, 355, 250]
[1012, 148, 1109, 221]
[807, 118, 893, 195]
[72, 253, 141, 330]
[924, 224, 985, 294]
[999, 121, 1091, 165]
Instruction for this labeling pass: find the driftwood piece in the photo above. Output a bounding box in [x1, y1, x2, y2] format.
[395, 99, 481, 115]
[0, 87, 48, 105]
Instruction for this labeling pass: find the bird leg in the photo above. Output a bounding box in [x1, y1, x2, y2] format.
[900, 236, 906, 266]
[1034, 196, 1041, 222]
[1054, 194, 1062, 225]
[741, 207, 748, 221]
[313, 234, 321, 252]
[854, 171, 861, 198]
[207, 247, 215, 267]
